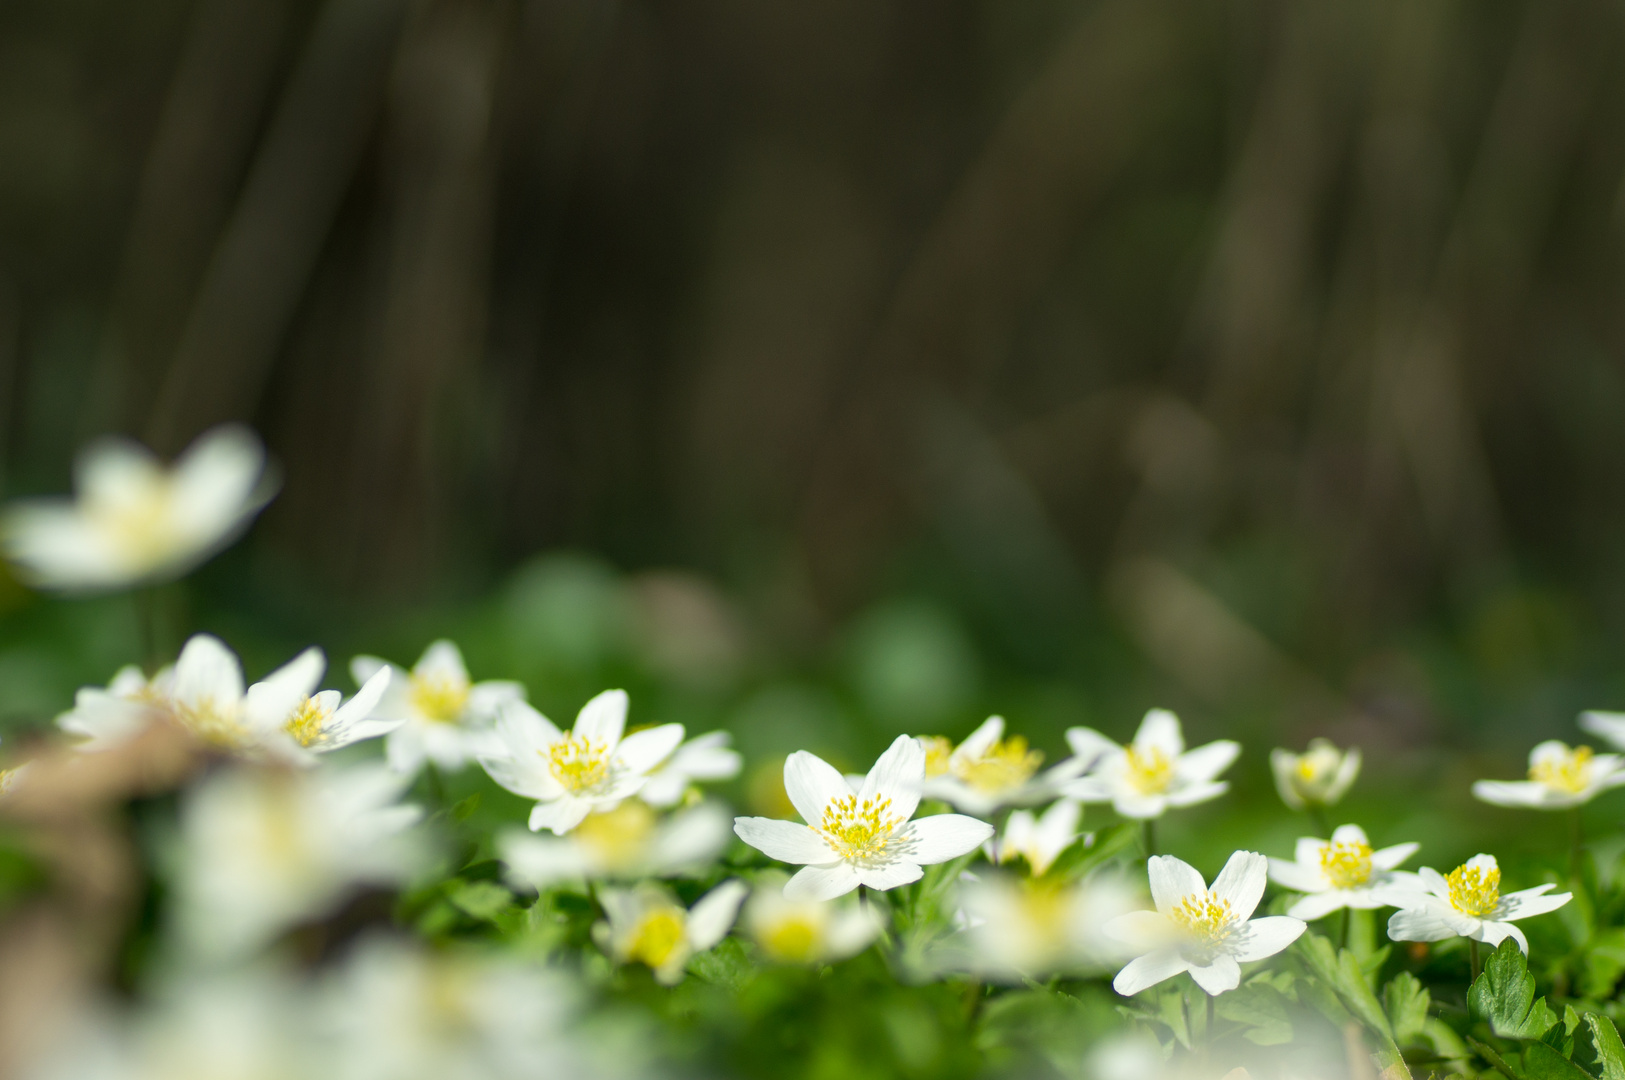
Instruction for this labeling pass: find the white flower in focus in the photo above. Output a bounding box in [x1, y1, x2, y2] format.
[497, 799, 731, 888]
[593, 880, 749, 984]
[959, 870, 1138, 982]
[478, 691, 684, 833]
[171, 762, 429, 959]
[56, 664, 173, 751]
[743, 871, 885, 964]
[638, 730, 743, 807]
[242, 647, 399, 761]
[915, 716, 1087, 817]
[1270, 739, 1360, 811]
[988, 799, 1082, 877]
[1385, 854, 1571, 953]
[1471, 741, 1625, 809]
[1, 425, 275, 592]
[1105, 852, 1305, 997]
[324, 939, 588, 1080]
[1267, 824, 1420, 921]
[732, 735, 994, 901]
[1064, 710, 1240, 820]
[351, 641, 525, 774]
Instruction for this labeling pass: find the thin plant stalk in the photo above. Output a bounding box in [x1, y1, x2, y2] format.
[1470, 939, 1482, 982]
[1307, 805, 1330, 839]
[1570, 808, 1584, 883]
[1143, 818, 1157, 858]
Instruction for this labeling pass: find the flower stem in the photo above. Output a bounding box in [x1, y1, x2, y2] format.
[1570, 807, 1584, 882]
[134, 585, 161, 670]
[1470, 939, 1482, 982]
[1339, 906, 1350, 952]
[1143, 819, 1157, 858]
[1308, 805, 1330, 839]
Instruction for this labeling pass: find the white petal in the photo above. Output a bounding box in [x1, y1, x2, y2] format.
[1133, 709, 1185, 758]
[1473, 780, 1562, 808]
[414, 640, 469, 685]
[855, 861, 923, 891]
[783, 751, 853, 826]
[1288, 892, 1349, 921]
[1175, 741, 1240, 784]
[1210, 851, 1268, 920]
[465, 680, 526, 718]
[1270, 749, 1306, 810]
[1148, 855, 1205, 914]
[574, 689, 628, 746]
[952, 716, 1005, 761]
[1581, 711, 1625, 750]
[1187, 954, 1241, 995]
[244, 646, 325, 730]
[1327, 747, 1361, 801]
[733, 817, 836, 864]
[500, 831, 593, 888]
[350, 655, 389, 687]
[384, 726, 427, 774]
[173, 633, 245, 708]
[529, 797, 592, 835]
[1329, 824, 1369, 847]
[1112, 950, 1189, 996]
[495, 700, 565, 755]
[784, 863, 861, 901]
[687, 880, 749, 951]
[900, 814, 994, 864]
[1474, 920, 1528, 952]
[1268, 859, 1326, 894]
[1497, 886, 1571, 920]
[1371, 842, 1419, 871]
[651, 805, 733, 873]
[1164, 780, 1229, 808]
[615, 724, 686, 775]
[1104, 910, 1173, 951]
[1064, 726, 1121, 766]
[1230, 916, 1305, 962]
[1387, 901, 1470, 942]
[1295, 837, 1329, 864]
[859, 734, 926, 818]
[1113, 792, 1170, 819]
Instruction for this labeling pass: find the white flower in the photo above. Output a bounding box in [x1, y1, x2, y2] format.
[56, 664, 172, 750]
[915, 716, 1087, 817]
[497, 799, 731, 889]
[351, 641, 525, 774]
[732, 735, 994, 901]
[1, 425, 275, 592]
[1267, 824, 1420, 921]
[477, 691, 684, 834]
[1064, 709, 1239, 819]
[1385, 854, 1571, 953]
[1471, 741, 1625, 809]
[637, 730, 742, 807]
[170, 762, 429, 959]
[987, 798, 1083, 877]
[742, 871, 886, 964]
[1105, 851, 1306, 996]
[1270, 739, 1360, 810]
[241, 647, 399, 761]
[593, 880, 749, 984]
[1581, 710, 1625, 750]
[323, 938, 589, 1080]
[958, 870, 1138, 982]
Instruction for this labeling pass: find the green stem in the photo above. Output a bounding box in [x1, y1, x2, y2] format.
[1339, 906, 1350, 952]
[1570, 808, 1584, 883]
[1143, 818, 1157, 859]
[1470, 939, 1482, 982]
[1308, 805, 1330, 839]
[1205, 991, 1215, 1050]
[134, 586, 160, 670]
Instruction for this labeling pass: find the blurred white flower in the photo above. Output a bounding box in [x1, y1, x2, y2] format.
[323, 939, 591, 1080]
[732, 735, 993, 901]
[497, 799, 731, 889]
[987, 798, 1082, 877]
[171, 762, 429, 959]
[742, 872, 885, 964]
[1106, 852, 1305, 997]
[1267, 824, 1420, 921]
[1581, 710, 1625, 750]
[1385, 854, 1571, 953]
[478, 691, 685, 834]
[915, 716, 1087, 817]
[958, 870, 1137, 981]
[593, 880, 748, 984]
[352, 641, 525, 774]
[1, 425, 275, 592]
[57, 664, 174, 750]
[1471, 741, 1625, 809]
[638, 730, 742, 807]
[1270, 739, 1360, 811]
[1064, 710, 1239, 820]
[243, 646, 399, 761]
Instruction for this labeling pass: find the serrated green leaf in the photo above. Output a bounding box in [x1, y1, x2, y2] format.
[1384, 971, 1431, 1046]
[1296, 933, 1398, 1047]
[1583, 1013, 1625, 1080]
[448, 879, 515, 921]
[1467, 1035, 1521, 1080]
[1583, 929, 1625, 999]
[1523, 1040, 1596, 1080]
[1214, 980, 1294, 1046]
[1469, 939, 1559, 1041]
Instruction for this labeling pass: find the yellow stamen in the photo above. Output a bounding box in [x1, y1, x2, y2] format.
[759, 916, 822, 963]
[1319, 838, 1373, 889]
[410, 674, 469, 724]
[1446, 862, 1501, 918]
[1169, 890, 1236, 945]
[919, 736, 953, 778]
[626, 907, 687, 969]
[573, 800, 656, 867]
[548, 734, 612, 793]
[1530, 744, 1594, 794]
[283, 697, 332, 748]
[955, 736, 1044, 793]
[1125, 744, 1174, 795]
[819, 794, 900, 861]
[176, 697, 247, 748]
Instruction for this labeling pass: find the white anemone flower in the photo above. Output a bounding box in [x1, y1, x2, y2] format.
[732, 735, 994, 901]
[477, 691, 685, 834]
[171, 762, 429, 959]
[1064, 709, 1240, 819]
[0, 425, 275, 592]
[1385, 854, 1572, 953]
[987, 799, 1083, 877]
[1105, 852, 1306, 996]
[238, 646, 399, 762]
[637, 730, 742, 807]
[1270, 739, 1361, 811]
[1266, 824, 1420, 921]
[497, 799, 731, 888]
[742, 872, 886, 964]
[915, 716, 1087, 817]
[958, 870, 1138, 982]
[351, 641, 525, 774]
[1471, 741, 1625, 809]
[593, 880, 749, 984]
[56, 663, 173, 750]
[1581, 710, 1625, 750]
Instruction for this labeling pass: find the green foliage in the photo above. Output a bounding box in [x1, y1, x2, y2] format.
[1471, 940, 1560, 1041]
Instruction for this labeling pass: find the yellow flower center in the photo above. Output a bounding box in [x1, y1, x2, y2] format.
[283, 697, 332, 748]
[626, 908, 687, 969]
[1319, 839, 1373, 889]
[409, 674, 469, 724]
[919, 736, 953, 778]
[1125, 744, 1174, 795]
[548, 734, 613, 793]
[1446, 862, 1501, 917]
[759, 915, 823, 963]
[573, 800, 656, 867]
[818, 794, 901, 861]
[955, 736, 1044, 793]
[176, 697, 247, 748]
[1530, 745, 1594, 794]
[1169, 890, 1236, 945]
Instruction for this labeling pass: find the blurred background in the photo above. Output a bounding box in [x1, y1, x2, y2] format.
[1, 0, 1624, 852]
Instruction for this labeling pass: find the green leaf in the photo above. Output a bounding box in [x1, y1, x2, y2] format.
[1467, 1035, 1521, 1080]
[1295, 933, 1398, 1050]
[1469, 939, 1560, 1041]
[448, 879, 515, 922]
[1383, 971, 1431, 1046]
[1214, 979, 1294, 1046]
[1583, 929, 1625, 999]
[1522, 1040, 1597, 1080]
[1050, 822, 1139, 881]
[1581, 1013, 1625, 1080]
